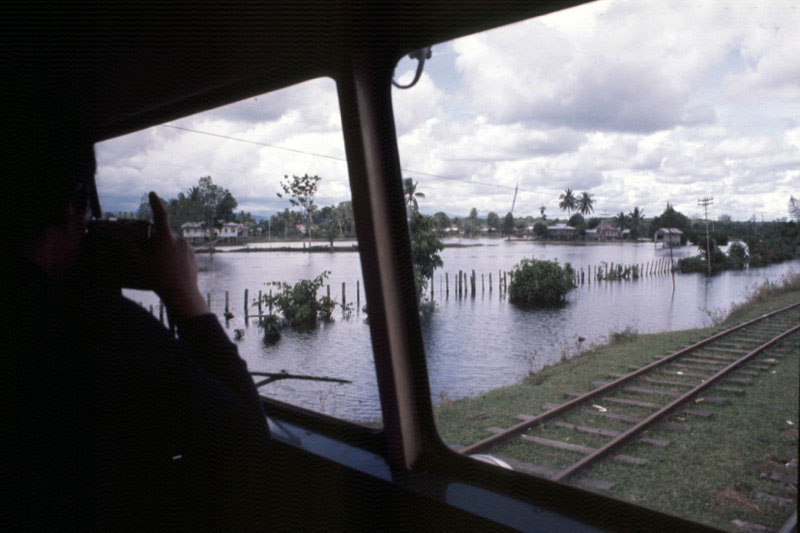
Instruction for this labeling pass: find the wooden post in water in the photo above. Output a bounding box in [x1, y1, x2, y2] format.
[207, 293, 211, 309]
[445, 272, 449, 298]
[326, 284, 330, 300]
[244, 289, 249, 322]
[489, 272, 492, 292]
[481, 273, 485, 293]
[430, 276, 434, 301]
[356, 280, 361, 310]
[268, 289, 272, 314]
[471, 270, 476, 296]
[342, 282, 347, 311]
[149, 304, 154, 316]
[225, 291, 230, 315]
[581, 268, 585, 284]
[258, 290, 263, 320]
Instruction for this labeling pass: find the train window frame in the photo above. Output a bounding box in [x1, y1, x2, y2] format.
[254, 39, 708, 532]
[7, 0, 731, 529]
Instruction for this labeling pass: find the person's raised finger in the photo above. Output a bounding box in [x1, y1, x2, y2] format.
[149, 191, 169, 233]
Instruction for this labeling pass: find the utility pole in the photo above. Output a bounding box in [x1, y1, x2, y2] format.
[509, 182, 518, 215]
[698, 197, 713, 275]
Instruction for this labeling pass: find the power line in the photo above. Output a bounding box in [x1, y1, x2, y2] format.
[159, 124, 552, 198]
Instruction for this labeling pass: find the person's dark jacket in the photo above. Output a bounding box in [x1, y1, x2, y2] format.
[6, 260, 272, 530]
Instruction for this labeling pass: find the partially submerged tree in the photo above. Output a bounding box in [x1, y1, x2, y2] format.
[501, 212, 515, 238]
[467, 207, 478, 238]
[277, 173, 321, 247]
[509, 258, 576, 306]
[486, 211, 500, 233]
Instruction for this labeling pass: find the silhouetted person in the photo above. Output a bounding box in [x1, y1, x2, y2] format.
[7, 128, 272, 529]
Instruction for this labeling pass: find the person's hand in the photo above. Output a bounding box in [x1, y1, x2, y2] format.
[148, 191, 210, 322]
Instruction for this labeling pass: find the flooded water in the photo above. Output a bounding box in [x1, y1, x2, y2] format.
[125, 238, 800, 423]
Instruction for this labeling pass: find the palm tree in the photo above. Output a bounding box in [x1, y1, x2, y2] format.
[403, 177, 425, 211]
[468, 207, 478, 238]
[558, 188, 576, 218]
[628, 206, 645, 239]
[615, 211, 627, 230]
[539, 205, 546, 220]
[578, 191, 594, 216]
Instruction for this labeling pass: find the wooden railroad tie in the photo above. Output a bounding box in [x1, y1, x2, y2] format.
[485, 427, 647, 466]
[542, 403, 692, 432]
[447, 443, 615, 491]
[516, 416, 671, 448]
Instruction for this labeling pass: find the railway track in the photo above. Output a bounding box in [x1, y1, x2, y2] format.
[458, 301, 800, 495]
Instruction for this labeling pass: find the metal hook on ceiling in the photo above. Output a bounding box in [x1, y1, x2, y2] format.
[392, 47, 432, 89]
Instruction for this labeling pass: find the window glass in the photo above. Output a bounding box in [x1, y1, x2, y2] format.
[96, 78, 382, 427]
[393, 1, 800, 528]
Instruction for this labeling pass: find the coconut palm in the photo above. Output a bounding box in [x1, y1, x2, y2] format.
[539, 205, 546, 220]
[615, 211, 628, 230]
[628, 206, 645, 239]
[558, 188, 576, 218]
[403, 177, 425, 211]
[578, 191, 594, 216]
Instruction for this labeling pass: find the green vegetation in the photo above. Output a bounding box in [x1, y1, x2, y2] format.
[651, 203, 692, 244]
[508, 258, 576, 306]
[405, 183, 444, 306]
[559, 188, 577, 218]
[256, 272, 339, 334]
[501, 212, 514, 237]
[277, 173, 322, 247]
[679, 222, 799, 274]
[434, 275, 800, 531]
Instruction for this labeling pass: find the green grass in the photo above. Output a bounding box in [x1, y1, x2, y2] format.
[434, 284, 800, 531]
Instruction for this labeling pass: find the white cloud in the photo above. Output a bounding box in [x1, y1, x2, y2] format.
[96, 1, 800, 222]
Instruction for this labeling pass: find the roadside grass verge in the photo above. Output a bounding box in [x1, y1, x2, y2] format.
[433, 281, 799, 530]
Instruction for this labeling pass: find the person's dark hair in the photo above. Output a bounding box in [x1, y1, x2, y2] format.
[7, 90, 99, 247]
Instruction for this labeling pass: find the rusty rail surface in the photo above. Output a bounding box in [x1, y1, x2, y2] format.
[460, 301, 800, 456]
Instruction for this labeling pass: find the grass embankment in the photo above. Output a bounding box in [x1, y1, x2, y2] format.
[435, 275, 800, 531]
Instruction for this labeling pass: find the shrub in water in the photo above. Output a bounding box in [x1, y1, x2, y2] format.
[508, 258, 576, 306]
[258, 271, 337, 331]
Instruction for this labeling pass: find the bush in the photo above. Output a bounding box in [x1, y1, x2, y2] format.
[726, 242, 748, 270]
[258, 271, 338, 331]
[533, 222, 548, 238]
[508, 258, 576, 306]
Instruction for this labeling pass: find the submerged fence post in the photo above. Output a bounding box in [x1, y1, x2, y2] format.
[481, 273, 485, 293]
[207, 293, 211, 309]
[258, 290, 263, 320]
[430, 276, 434, 301]
[268, 289, 272, 314]
[489, 272, 492, 292]
[445, 272, 449, 298]
[342, 282, 347, 312]
[244, 289, 249, 322]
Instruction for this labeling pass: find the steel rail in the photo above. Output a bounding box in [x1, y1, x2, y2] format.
[459, 301, 800, 455]
[553, 323, 800, 482]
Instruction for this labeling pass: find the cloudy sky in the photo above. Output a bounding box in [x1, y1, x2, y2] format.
[96, 0, 800, 222]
